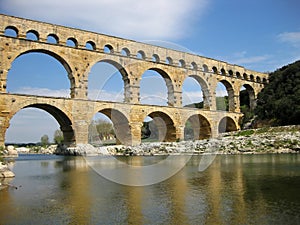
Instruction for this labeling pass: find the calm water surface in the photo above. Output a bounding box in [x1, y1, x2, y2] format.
[0, 154, 300, 225]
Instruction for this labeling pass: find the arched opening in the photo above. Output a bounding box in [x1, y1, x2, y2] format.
[88, 60, 127, 102]
[137, 50, 146, 60]
[240, 84, 256, 128]
[89, 109, 131, 145]
[184, 114, 211, 141]
[218, 117, 237, 133]
[212, 66, 218, 74]
[86, 41, 96, 50]
[166, 57, 173, 65]
[182, 75, 210, 109]
[26, 30, 39, 41]
[104, 44, 114, 53]
[47, 34, 59, 44]
[179, 59, 186, 68]
[6, 104, 74, 147]
[66, 37, 78, 47]
[4, 26, 18, 37]
[191, 62, 198, 70]
[7, 51, 71, 98]
[140, 68, 174, 106]
[141, 112, 176, 142]
[256, 76, 261, 83]
[216, 80, 234, 112]
[121, 48, 130, 56]
[152, 54, 160, 63]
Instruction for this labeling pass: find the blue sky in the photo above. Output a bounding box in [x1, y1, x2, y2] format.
[1, 0, 300, 143]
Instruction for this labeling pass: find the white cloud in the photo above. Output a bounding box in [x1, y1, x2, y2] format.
[2, 0, 208, 40]
[232, 55, 270, 65]
[13, 87, 70, 98]
[5, 108, 60, 143]
[278, 32, 300, 47]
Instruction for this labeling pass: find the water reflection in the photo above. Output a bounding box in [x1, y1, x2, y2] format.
[0, 154, 299, 224]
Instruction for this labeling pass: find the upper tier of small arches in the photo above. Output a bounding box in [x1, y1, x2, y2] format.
[1, 15, 268, 84]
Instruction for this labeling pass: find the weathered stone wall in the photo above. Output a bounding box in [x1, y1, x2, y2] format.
[0, 14, 267, 146]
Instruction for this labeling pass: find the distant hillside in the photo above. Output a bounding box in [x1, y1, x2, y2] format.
[255, 60, 300, 126]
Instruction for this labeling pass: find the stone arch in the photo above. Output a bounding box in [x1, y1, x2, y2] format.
[121, 47, 130, 56]
[179, 59, 186, 68]
[140, 67, 175, 106]
[144, 111, 177, 142]
[216, 80, 235, 112]
[191, 62, 198, 70]
[5, 49, 75, 97]
[87, 58, 129, 102]
[137, 50, 146, 59]
[66, 37, 78, 48]
[184, 114, 211, 140]
[4, 26, 18, 37]
[183, 74, 211, 109]
[152, 54, 160, 63]
[104, 44, 114, 53]
[240, 83, 256, 111]
[26, 30, 39, 41]
[95, 108, 132, 145]
[47, 34, 59, 44]
[166, 57, 173, 65]
[85, 41, 96, 50]
[218, 116, 238, 133]
[7, 103, 74, 146]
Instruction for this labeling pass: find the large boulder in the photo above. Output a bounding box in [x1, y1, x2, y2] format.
[0, 162, 15, 178]
[6, 145, 18, 157]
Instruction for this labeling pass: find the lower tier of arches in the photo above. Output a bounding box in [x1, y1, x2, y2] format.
[0, 93, 241, 147]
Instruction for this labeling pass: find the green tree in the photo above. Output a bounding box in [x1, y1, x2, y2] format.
[255, 60, 300, 125]
[53, 129, 64, 144]
[41, 134, 49, 147]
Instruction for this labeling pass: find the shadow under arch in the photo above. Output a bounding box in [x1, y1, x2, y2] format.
[8, 103, 75, 146]
[184, 114, 212, 140]
[141, 67, 175, 106]
[218, 116, 237, 133]
[216, 80, 235, 112]
[87, 59, 129, 102]
[7, 49, 74, 97]
[183, 75, 211, 109]
[145, 111, 177, 142]
[95, 108, 132, 145]
[240, 83, 256, 111]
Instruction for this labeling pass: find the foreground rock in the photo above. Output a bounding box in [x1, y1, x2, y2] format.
[0, 162, 15, 178]
[52, 125, 300, 156]
[2, 145, 18, 158]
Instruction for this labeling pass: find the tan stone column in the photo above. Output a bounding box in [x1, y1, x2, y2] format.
[129, 122, 142, 146]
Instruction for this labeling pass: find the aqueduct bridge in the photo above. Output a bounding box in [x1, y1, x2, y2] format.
[0, 14, 268, 147]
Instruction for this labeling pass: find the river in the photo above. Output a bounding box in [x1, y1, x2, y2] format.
[0, 154, 300, 225]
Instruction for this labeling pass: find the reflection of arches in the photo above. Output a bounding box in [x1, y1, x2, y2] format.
[183, 75, 210, 109]
[87, 59, 128, 102]
[97, 108, 131, 145]
[218, 116, 237, 133]
[146, 111, 176, 142]
[8, 104, 74, 146]
[6, 49, 75, 97]
[140, 68, 175, 106]
[184, 114, 211, 140]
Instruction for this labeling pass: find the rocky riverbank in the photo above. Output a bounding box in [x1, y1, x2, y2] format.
[69, 125, 300, 156]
